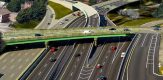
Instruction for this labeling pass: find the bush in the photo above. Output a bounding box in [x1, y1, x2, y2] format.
[7, 0, 21, 12]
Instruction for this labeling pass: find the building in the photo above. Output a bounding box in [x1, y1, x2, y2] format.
[0, 1, 5, 8]
[0, 9, 11, 23]
[21, 1, 33, 10]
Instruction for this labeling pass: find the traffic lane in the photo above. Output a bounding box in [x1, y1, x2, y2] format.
[88, 14, 99, 27]
[37, 7, 53, 29]
[128, 33, 153, 80]
[108, 42, 130, 80]
[27, 46, 65, 80]
[147, 34, 163, 80]
[90, 41, 126, 80]
[89, 42, 113, 80]
[60, 43, 92, 80]
[48, 41, 75, 80]
[0, 49, 43, 80]
[67, 16, 86, 28]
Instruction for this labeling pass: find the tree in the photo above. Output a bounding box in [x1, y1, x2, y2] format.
[152, 2, 163, 18]
[7, 0, 21, 12]
[16, 9, 31, 23]
[16, 0, 47, 23]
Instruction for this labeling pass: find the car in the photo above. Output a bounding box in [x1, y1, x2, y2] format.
[49, 57, 56, 62]
[75, 53, 81, 57]
[111, 46, 117, 51]
[50, 47, 55, 53]
[72, 13, 76, 16]
[121, 52, 126, 57]
[109, 28, 116, 30]
[35, 33, 43, 36]
[96, 64, 102, 69]
[48, 23, 51, 25]
[83, 30, 93, 34]
[65, 18, 69, 21]
[124, 28, 130, 31]
[59, 22, 64, 25]
[97, 75, 106, 80]
[154, 27, 160, 30]
[49, 55, 56, 62]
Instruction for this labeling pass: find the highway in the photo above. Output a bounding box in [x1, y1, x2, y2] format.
[58, 40, 93, 80]
[90, 40, 130, 80]
[27, 41, 75, 80]
[119, 33, 163, 80]
[67, 16, 87, 28]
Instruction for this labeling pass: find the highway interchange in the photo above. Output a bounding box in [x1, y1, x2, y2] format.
[0, 0, 163, 80]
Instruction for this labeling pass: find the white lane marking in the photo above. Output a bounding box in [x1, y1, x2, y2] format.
[70, 72, 73, 76]
[141, 33, 148, 47]
[105, 56, 108, 59]
[44, 64, 48, 67]
[59, 44, 80, 80]
[77, 43, 93, 80]
[88, 42, 108, 80]
[120, 34, 140, 80]
[146, 35, 154, 68]
[82, 69, 93, 72]
[126, 34, 141, 80]
[152, 33, 163, 76]
[43, 42, 70, 80]
[102, 62, 106, 65]
[80, 72, 91, 75]
[112, 41, 125, 63]
[38, 71, 42, 75]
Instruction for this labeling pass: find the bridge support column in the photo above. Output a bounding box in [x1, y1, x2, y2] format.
[45, 41, 49, 48]
[94, 38, 97, 46]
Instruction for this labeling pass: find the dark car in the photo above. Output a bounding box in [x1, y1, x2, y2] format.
[124, 28, 130, 31]
[35, 33, 43, 36]
[109, 28, 116, 30]
[49, 55, 56, 62]
[97, 75, 106, 80]
[75, 53, 81, 57]
[50, 58, 56, 62]
[154, 27, 160, 30]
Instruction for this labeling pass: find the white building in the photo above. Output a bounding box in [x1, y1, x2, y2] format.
[0, 1, 5, 8]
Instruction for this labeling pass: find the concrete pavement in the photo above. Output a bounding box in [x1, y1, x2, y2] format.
[0, 48, 44, 80]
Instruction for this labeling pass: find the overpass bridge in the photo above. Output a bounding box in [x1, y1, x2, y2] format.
[1, 27, 142, 47]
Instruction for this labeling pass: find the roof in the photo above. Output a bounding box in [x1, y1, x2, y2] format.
[0, 1, 5, 7]
[0, 8, 11, 15]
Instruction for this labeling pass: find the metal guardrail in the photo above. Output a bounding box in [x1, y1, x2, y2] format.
[18, 48, 50, 80]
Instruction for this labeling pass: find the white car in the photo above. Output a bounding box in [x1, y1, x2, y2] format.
[83, 30, 93, 34]
[121, 52, 126, 57]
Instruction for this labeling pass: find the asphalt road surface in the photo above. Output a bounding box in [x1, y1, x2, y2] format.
[27, 41, 75, 80]
[120, 33, 163, 80]
[58, 41, 93, 80]
[67, 16, 87, 28]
